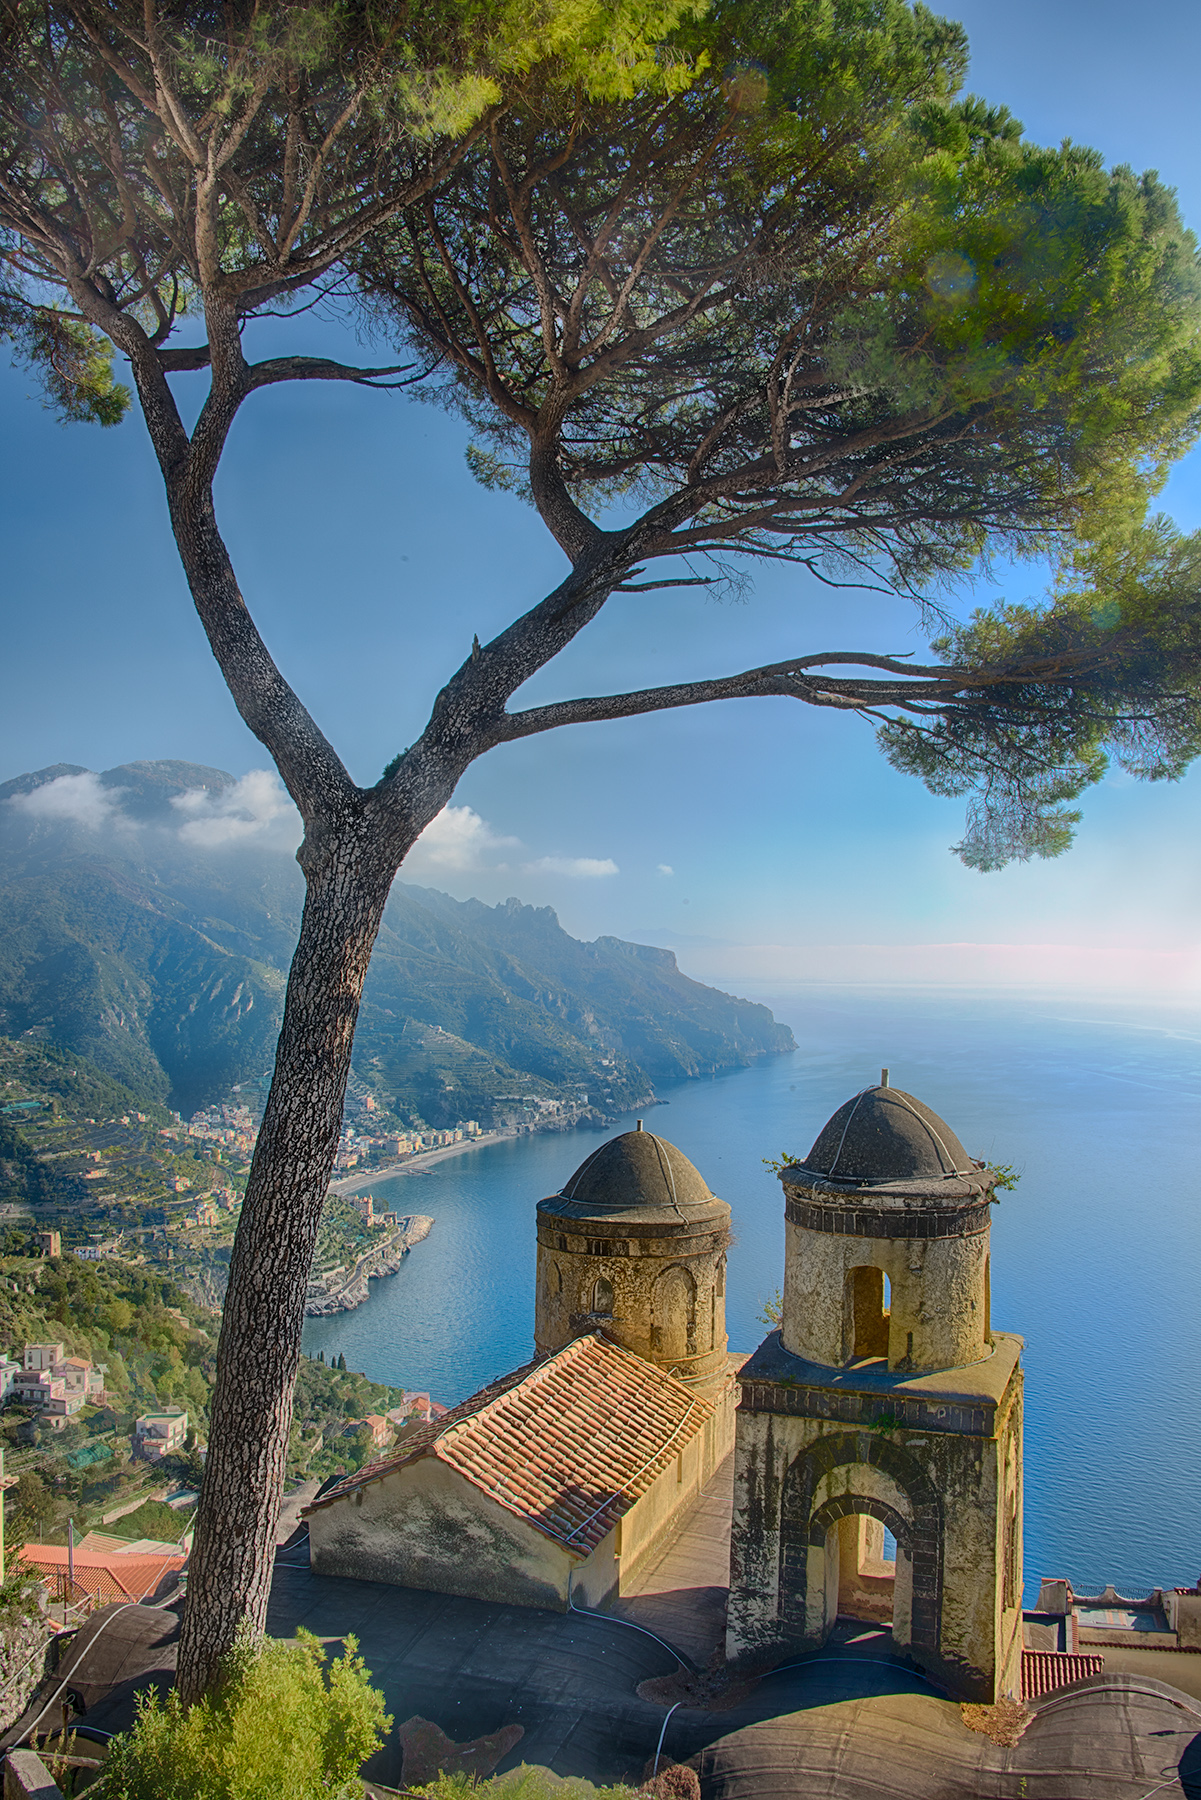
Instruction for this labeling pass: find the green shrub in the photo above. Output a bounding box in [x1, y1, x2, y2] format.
[409, 1770, 642, 1799]
[107, 1499, 193, 1544]
[103, 1629, 389, 1800]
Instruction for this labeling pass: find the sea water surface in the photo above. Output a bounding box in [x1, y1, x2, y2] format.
[302, 986, 1201, 1603]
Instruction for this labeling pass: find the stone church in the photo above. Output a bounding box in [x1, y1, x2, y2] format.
[305, 1080, 1023, 1702]
[305, 1125, 741, 1610]
[726, 1075, 1024, 1702]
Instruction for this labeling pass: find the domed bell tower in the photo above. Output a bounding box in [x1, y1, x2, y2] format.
[727, 1075, 1024, 1704]
[535, 1123, 732, 1396]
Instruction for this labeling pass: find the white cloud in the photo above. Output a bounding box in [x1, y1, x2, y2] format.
[172, 770, 301, 851]
[657, 864, 674, 876]
[405, 806, 619, 882]
[9, 771, 124, 831]
[404, 805, 520, 875]
[526, 855, 620, 879]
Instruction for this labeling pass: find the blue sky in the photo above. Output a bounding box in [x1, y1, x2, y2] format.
[3, 0, 1201, 999]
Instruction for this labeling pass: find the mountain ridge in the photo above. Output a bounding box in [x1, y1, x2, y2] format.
[0, 759, 794, 1119]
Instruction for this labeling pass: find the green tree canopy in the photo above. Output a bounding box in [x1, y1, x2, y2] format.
[351, 0, 1201, 861]
[0, 0, 703, 423]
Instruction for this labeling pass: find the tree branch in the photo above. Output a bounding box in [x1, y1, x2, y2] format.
[158, 344, 212, 372]
[494, 652, 961, 740]
[244, 355, 423, 391]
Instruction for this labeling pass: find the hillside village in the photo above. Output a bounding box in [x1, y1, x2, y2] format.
[3, 1033, 599, 1253]
[0, 1243, 434, 1591]
[3, 1037, 497, 1311]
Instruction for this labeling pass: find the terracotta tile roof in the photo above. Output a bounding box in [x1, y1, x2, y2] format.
[20, 1544, 186, 1605]
[1022, 1649, 1106, 1699]
[305, 1334, 713, 1556]
[75, 1532, 186, 1557]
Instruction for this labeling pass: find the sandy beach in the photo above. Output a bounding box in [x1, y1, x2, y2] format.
[328, 1129, 515, 1193]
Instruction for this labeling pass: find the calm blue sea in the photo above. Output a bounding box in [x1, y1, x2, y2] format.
[302, 986, 1201, 1605]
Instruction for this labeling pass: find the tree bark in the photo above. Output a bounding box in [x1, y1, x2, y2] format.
[175, 822, 400, 1703]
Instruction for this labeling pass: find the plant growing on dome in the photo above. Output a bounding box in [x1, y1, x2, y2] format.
[757, 1290, 783, 1328]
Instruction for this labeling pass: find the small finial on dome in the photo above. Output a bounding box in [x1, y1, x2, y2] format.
[880, 1068, 889, 1088]
[636, 1118, 643, 1130]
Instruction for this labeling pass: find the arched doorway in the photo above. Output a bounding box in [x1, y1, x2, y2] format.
[809, 1494, 911, 1641]
[779, 1431, 944, 1664]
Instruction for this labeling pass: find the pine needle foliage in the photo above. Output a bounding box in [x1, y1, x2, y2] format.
[0, 0, 704, 426]
[878, 520, 1201, 864]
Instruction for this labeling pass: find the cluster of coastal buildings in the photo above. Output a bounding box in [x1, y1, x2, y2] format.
[178, 1092, 488, 1175]
[344, 1195, 399, 1229]
[333, 1118, 483, 1172]
[0, 1342, 105, 1422]
[0, 1341, 188, 1463]
[174, 1101, 256, 1154]
[330, 1390, 450, 1454]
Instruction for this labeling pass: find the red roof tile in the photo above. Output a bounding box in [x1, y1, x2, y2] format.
[305, 1334, 713, 1555]
[20, 1544, 186, 1605]
[1022, 1649, 1105, 1699]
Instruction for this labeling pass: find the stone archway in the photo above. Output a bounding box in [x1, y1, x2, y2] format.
[779, 1431, 943, 1663]
[808, 1493, 910, 1637]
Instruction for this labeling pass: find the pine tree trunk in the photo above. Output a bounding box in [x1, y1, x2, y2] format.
[175, 827, 397, 1703]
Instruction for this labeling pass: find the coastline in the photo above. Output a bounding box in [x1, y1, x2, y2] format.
[328, 1128, 516, 1192]
[305, 1214, 433, 1315]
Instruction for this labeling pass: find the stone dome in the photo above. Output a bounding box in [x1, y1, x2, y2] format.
[799, 1085, 974, 1186]
[555, 1128, 715, 1218]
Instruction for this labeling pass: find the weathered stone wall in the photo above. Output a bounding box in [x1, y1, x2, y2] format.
[726, 1346, 1024, 1702]
[0, 1607, 53, 1740]
[308, 1457, 571, 1610]
[780, 1215, 990, 1374]
[610, 1373, 738, 1599]
[4, 1748, 65, 1800]
[994, 1377, 1024, 1698]
[1166, 1590, 1201, 1649]
[535, 1217, 730, 1391]
[836, 1514, 897, 1625]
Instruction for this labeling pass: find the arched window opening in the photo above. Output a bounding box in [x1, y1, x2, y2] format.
[592, 1275, 614, 1316]
[844, 1265, 890, 1361]
[651, 1265, 696, 1360]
